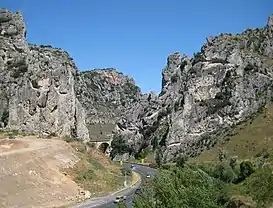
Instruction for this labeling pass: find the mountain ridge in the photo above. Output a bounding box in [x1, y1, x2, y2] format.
[1, 8, 273, 162]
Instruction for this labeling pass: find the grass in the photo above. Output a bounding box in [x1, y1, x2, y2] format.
[187, 104, 273, 207]
[0, 129, 37, 139]
[63, 142, 126, 197]
[192, 104, 273, 163]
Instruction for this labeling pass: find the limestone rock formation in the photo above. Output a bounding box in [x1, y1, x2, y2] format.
[75, 68, 142, 140]
[0, 9, 89, 140]
[112, 14, 273, 162]
[2, 9, 273, 163]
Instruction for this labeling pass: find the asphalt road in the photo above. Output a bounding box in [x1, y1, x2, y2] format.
[74, 164, 157, 208]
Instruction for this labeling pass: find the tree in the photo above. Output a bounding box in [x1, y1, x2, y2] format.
[240, 161, 255, 179]
[133, 166, 228, 208]
[110, 135, 130, 159]
[212, 162, 237, 183]
[117, 201, 127, 208]
[175, 154, 188, 168]
[246, 167, 273, 207]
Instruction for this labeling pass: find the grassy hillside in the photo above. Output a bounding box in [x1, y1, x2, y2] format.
[133, 104, 273, 208]
[64, 141, 125, 198]
[192, 104, 273, 163]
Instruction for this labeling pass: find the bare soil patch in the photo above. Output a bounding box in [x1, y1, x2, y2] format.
[0, 139, 28, 152]
[0, 138, 83, 208]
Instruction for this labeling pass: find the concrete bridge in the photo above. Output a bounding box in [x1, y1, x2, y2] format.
[88, 139, 112, 154]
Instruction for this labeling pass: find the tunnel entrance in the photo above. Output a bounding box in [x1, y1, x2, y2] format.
[98, 142, 110, 153]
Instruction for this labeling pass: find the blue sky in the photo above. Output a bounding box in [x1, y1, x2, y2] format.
[2, 0, 272, 93]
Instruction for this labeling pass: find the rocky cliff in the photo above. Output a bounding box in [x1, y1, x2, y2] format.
[75, 68, 142, 140]
[2, 9, 273, 163]
[113, 14, 273, 162]
[0, 9, 89, 140]
[0, 9, 141, 142]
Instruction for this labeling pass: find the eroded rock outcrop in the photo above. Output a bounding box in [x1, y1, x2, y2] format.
[0, 9, 89, 140]
[113, 14, 273, 162]
[75, 68, 142, 140]
[2, 9, 273, 163]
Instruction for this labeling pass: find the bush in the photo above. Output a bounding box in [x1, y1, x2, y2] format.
[63, 135, 80, 143]
[133, 165, 229, 208]
[175, 154, 188, 168]
[235, 161, 255, 183]
[121, 168, 132, 176]
[246, 167, 273, 207]
[240, 161, 255, 178]
[212, 162, 237, 183]
[110, 135, 130, 159]
[75, 168, 95, 182]
[229, 156, 238, 169]
[1, 109, 9, 127]
[137, 147, 152, 159]
[6, 129, 19, 138]
[117, 202, 127, 208]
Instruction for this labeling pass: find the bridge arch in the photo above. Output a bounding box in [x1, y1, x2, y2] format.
[98, 142, 110, 153]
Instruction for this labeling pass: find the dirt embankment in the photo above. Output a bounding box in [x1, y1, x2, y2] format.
[0, 137, 85, 208]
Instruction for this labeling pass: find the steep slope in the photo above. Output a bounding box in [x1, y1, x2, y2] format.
[0, 9, 142, 143]
[192, 103, 273, 163]
[113, 14, 273, 162]
[2, 8, 273, 165]
[0, 9, 89, 140]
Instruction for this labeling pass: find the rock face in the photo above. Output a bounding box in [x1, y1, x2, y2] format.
[75, 68, 142, 140]
[0, 9, 89, 140]
[113, 14, 273, 162]
[2, 9, 273, 163]
[0, 9, 141, 142]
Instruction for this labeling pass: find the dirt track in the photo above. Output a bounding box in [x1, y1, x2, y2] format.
[0, 137, 84, 208]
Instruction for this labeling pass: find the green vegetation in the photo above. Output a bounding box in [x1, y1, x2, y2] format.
[0, 129, 31, 139]
[121, 167, 132, 176]
[110, 134, 132, 159]
[117, 202, 127, 208]
[64, 146, 124, 196]
[63, 135, 80, 143]
[134, 164, 228, 208]
[134, 104, 273, 208]
[193, 104, 273, 162]
[1, 109, 9, 127]
[134, 150, 273, 207]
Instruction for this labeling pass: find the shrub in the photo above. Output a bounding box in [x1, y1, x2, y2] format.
[117, 202, 127, 208]
[240, 161, 255, 177]
[236, 161, 255, 183]
[212, 162, 237, 183]
[175, 154, 188, 168]
[229, 156, 238, 169]
[6, 129, 19, 138]
[155, 148, 163, 167]
[121, 168, 132, 176]
[1, 109, 9, 127]
[75, 168, 95, 182]
[133, 166, 229, 208]
[246, 167, 273, 207]
[138, 147, 152, 159]
[63, 135, 80, 143]
[110, 135, 130, 159]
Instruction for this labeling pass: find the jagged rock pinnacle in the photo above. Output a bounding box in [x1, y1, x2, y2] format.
[268, 14, 273, 27]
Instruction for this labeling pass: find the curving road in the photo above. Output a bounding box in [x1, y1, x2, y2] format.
[74, 164, 157, 208]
